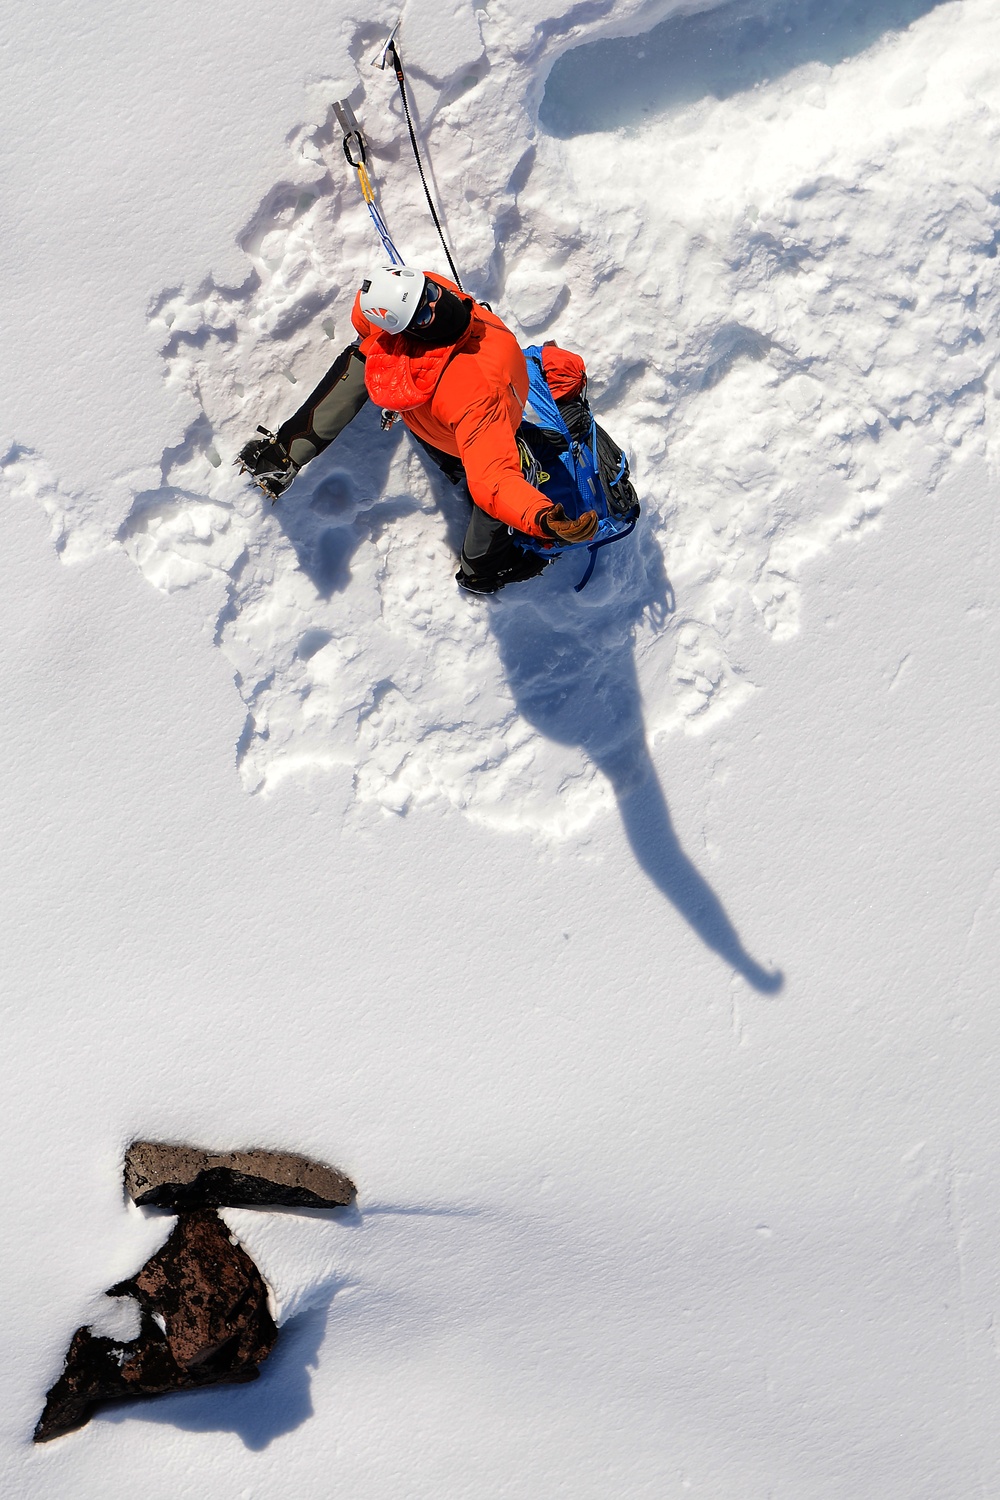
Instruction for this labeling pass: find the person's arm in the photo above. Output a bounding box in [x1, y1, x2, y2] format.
[276, 343, 369, 467]
[452, 392, 553, 537]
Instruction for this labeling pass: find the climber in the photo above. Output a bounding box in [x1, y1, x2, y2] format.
[237, 265, 632, 593]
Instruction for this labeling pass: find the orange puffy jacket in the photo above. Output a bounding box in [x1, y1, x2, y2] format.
[351, 275, 585, 540]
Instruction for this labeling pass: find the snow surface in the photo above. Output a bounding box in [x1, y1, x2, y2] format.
[2, 0, 1000, 1494]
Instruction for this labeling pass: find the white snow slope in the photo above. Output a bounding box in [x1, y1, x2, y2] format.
[2, 0, 999, 1495]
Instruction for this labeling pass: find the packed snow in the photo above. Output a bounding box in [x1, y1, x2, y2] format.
[2, 0, 999, 1495]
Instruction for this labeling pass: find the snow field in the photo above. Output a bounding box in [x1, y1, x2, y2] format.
[3, 0, 1000, 1495]
[5, 449, 997, 1497]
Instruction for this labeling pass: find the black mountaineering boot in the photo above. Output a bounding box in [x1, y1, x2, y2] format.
[235, 429, 299, 501]
[455, 550, 551, 595]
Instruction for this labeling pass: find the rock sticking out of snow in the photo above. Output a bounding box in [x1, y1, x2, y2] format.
[124, 1140, 356, 1211]
[33, 1210, 277, 1443]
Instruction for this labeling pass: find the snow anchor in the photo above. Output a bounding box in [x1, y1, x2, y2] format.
[373, 27, 464, 290]
[332, 97, 403, 265]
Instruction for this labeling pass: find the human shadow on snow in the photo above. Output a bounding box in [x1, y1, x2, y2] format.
[273, 421, 780, 991]
[486, 537, 783, 995]
[540, 0, 946, 137]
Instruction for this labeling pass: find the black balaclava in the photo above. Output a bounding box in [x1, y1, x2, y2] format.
[406, 284, 473, 349]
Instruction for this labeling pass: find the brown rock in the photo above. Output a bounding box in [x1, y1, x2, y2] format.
[124, 1141, 356, 1211]
[34, 1210, 277, 1442]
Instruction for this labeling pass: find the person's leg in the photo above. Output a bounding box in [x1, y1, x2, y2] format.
[237, 344, 369, 499]
[409, 435, 549, 592]
[413, 437, 543, 589]
[461, 504, 519, 573]
[276, 345, 369, 466]
[458, 504, 549, 593]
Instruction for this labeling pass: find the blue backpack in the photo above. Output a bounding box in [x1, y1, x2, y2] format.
[516, 345, 640, 590]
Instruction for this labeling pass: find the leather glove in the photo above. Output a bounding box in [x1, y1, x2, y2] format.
[540, 503, 599, 543]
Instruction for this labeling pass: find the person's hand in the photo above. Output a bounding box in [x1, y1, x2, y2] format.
[540, 503, 599, 543]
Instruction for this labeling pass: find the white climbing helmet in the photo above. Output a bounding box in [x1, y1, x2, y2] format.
[359, 264, 426, 332]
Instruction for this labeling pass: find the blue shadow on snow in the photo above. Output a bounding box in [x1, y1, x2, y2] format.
[540, 0, 947, 137]
[265, 400, 782, 992]
[485, 530, 783, 995]
[94, 1298, 331, 1451]
[270, 399, 414, 605]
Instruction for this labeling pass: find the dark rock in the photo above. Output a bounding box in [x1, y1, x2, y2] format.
[34, 1210, 277, 1442]
[124, 1140, 356, 1211]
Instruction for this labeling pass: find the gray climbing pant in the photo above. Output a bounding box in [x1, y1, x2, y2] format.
[276, 344, 370, 468]
[413, 437, 526, 583]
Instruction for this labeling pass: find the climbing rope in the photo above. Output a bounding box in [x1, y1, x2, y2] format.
[376, 30, 464, 290]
